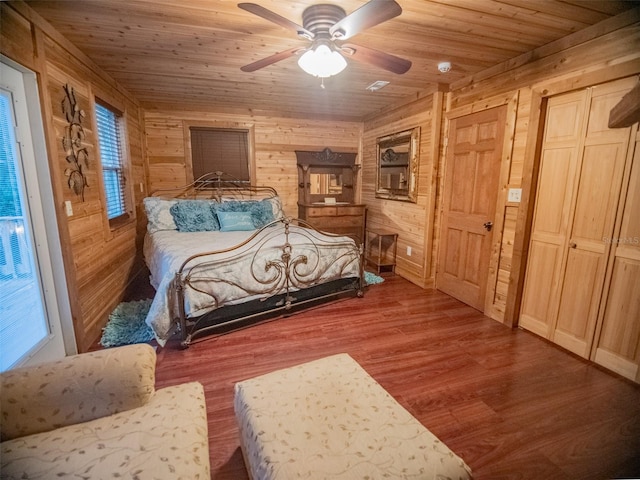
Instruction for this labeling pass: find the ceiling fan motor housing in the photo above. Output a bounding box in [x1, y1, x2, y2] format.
[302, 4, 347, 41]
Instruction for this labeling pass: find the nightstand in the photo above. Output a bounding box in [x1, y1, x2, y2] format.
[365, 228, 398, 274]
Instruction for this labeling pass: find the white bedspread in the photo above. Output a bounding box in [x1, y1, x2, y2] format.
[143, 225, 360, 346]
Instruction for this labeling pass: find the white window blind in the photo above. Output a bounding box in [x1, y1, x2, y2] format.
[95, 102, 126, 220]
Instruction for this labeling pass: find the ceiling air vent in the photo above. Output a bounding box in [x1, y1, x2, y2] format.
[366, 81, 390, 92]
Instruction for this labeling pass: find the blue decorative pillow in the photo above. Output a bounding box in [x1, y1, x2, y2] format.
[169, 200, 220, 232]
[217, 211, 255, 231]
[214, 200, 275, 228]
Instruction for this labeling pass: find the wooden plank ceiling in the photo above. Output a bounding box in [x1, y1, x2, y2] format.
[25, 0, 637, 121]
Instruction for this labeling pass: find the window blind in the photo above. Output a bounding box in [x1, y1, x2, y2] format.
[0, 93, 21, 219]
[95, 103, 126, 219]
[190, 127, 249, 181]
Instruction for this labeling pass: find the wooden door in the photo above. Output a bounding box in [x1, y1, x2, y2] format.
[519, 91, 586, 338]
[520, 77, 635, 359]
[593, 129, 640, 382]
[437, 106, 507, 311]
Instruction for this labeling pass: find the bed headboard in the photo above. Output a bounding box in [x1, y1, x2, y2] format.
[150, 171, 278, 201]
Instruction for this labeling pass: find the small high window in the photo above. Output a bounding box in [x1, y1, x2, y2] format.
[190, 127, 250, 181]
[95, 101, 128, 223]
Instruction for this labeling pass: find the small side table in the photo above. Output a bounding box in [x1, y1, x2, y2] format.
[365, 228, 398, 274]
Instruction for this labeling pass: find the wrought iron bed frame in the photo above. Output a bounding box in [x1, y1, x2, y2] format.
[150, 172, 365, 347]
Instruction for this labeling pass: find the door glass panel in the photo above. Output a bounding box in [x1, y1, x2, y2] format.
[0, 89, 49, 371]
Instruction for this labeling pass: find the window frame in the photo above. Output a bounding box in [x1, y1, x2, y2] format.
[93, 96, 134, 230]
[183, 121, 256, 184]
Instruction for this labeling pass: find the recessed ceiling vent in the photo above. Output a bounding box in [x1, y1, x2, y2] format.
[366, 80, 390, 91]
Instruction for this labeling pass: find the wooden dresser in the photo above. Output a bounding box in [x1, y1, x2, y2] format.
[295, 148, 365, 246]
[298, 203, 366, 246]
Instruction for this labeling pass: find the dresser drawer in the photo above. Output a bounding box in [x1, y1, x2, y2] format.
[335, 205, 366, 216]
[298, 203, 365, 245]
[305, 206, 337, 217]
[311, 216, 362, 229]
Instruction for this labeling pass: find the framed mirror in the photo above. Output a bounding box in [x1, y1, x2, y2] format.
[310, 173, 343, 195]
[375, 127, 420, 202]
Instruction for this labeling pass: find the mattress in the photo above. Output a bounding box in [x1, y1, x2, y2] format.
[234, 353, 473, 480]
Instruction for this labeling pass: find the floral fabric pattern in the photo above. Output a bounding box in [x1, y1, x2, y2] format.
[234, 353, 472, 480]
[1, 344, 156, 440]
[0, 344, 210, 479]
[143, 197, 178, 233]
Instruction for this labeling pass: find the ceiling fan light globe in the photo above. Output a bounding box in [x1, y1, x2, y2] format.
[298, 44, 347, 78]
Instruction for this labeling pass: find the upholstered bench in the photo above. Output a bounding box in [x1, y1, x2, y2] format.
[234, 353, 472, 479]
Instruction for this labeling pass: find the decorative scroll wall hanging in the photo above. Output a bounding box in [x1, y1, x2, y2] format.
[61, 83, 89, 201]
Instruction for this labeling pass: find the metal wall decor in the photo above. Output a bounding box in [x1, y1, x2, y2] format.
[61, 84, 89, 201]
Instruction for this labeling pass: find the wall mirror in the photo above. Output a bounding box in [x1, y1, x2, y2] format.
[310, 173, 343, 195]
[375, 127, 420, 202]
[296, 148, 358, 205]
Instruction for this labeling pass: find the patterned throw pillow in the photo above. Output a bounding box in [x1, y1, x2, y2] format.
[265, 196, 285, 220]
[214, 199, 275, 228]
[143, 197, 177, 233]
[217, 211, 255, 231]
[169, 200, 220, 232]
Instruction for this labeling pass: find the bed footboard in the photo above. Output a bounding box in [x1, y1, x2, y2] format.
[170, 217, 364, 347]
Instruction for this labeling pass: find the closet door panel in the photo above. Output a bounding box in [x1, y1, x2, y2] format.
[520, 242, 562, 337]
[595, 256, 640, 379]
[572, 143, 628, 243]
[594, 133, 640, 382]
[554, 143, 628, 356]
[519, 144, 580, 337]
[554, 250, 603, 356]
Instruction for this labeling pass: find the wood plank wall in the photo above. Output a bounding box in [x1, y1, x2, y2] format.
[144, 111, 361, 217]
[360, 9, 640, 325]
[1, 3, 148, 352]
[362, 92, 442, 288]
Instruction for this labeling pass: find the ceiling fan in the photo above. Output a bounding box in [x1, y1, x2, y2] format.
[238, 0, 412, 78]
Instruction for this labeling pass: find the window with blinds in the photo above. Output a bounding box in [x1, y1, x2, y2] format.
[190, 127, 250, 181]
[95, 102, 127, 222]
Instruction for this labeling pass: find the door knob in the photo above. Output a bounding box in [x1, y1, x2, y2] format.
[483, 221, 493, 232]
[569, 242, 577, 249]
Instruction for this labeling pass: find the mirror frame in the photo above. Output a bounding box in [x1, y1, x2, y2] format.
[375, 127, 420, 202]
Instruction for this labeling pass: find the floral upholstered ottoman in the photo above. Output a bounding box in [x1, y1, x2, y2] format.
[233, 353, 472, 480]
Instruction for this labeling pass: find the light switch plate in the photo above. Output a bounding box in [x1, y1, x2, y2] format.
[508, 188, 522, 203]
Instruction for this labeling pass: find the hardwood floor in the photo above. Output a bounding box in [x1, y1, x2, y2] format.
[152, 275, 640, 480]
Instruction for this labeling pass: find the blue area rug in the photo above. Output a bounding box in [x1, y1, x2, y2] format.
[364, 271, 385, 285]
[100, 299, 154, 348]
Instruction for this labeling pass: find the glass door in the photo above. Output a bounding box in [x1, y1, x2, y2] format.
[1, 61, 67, 370]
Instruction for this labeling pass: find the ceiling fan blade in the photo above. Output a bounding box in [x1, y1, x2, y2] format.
[330, 0, 402, 41]
[238, 3, 314, 40]
[240, 47, 306, 72]
[340, 43, 411, 74]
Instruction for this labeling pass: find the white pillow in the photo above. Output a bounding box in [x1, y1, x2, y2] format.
[265, 197, 284, 220]
[143, 197, 177, 233]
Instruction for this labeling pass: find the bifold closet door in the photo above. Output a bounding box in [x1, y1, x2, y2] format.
[593, 130, 640, 382]
[518, 90, 586, 340]
[520, 77, 635, 359]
